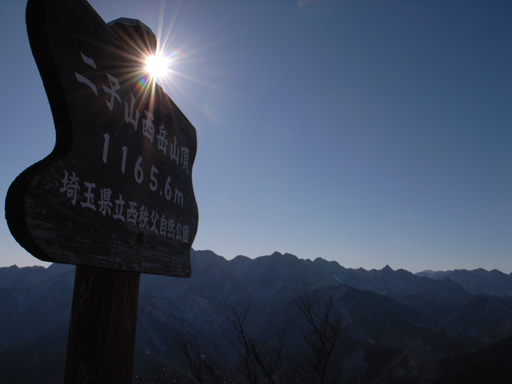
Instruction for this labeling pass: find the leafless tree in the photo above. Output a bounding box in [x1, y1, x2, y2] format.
[164, 292, 342, 384]
[173, 335, 237, 384]
[292, 293, 343, 384]
[225, 300, 287, 384]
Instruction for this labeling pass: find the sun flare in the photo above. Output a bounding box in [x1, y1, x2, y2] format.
[129, 1, 203, 100]
[145, 52, 172, 80]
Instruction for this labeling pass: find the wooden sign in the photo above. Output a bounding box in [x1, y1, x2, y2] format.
[5, 0, 198, 277]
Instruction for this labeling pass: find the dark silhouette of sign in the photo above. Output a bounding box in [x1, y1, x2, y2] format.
[6, 0, 198, 277]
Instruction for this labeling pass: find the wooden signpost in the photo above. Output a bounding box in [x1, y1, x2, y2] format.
[5, 0, 199, 382]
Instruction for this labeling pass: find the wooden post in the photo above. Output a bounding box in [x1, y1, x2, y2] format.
[64, 265, 140, 384]
[7, 3, 197, 381]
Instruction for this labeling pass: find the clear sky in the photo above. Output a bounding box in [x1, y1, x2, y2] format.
[1, 0, 511, 273]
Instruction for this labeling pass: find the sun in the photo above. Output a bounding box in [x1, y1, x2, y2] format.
[145, 52, 172, 81]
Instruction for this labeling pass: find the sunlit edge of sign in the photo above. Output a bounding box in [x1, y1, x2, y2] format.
[5, 0, 75, 263]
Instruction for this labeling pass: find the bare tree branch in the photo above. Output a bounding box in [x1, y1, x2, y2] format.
[225, 300, 287, 384]
[173, 333, 235, 384]
[294, 293, 343, 384]
[169, 292, 342, 384]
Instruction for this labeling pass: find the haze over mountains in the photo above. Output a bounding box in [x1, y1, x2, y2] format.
[2, 250, 512, 383]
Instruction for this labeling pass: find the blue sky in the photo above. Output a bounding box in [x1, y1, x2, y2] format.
[1, 0, 511, 273]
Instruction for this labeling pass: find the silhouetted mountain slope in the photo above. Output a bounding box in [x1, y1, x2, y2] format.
[386, 293, 463, 325]
[1, 250, 512, 383]
[444, 294, 512, 344]
[0, 325, 68, 384]
[0, 263, 74, 350]
[256, 284, 480, 356]
[431, 336, 512, 384]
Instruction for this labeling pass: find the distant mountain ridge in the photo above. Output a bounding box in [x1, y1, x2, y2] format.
[3, 251, 512, 297]
[2, 250, 512, 383]
[416, 268, 512, 296]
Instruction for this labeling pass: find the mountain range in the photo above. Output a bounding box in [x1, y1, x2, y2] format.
[2, 250, 512, 383]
